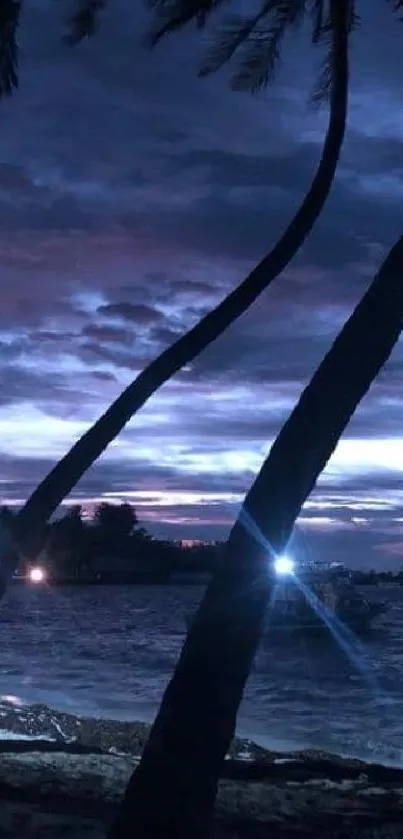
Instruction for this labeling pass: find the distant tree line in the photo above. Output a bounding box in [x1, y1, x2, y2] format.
[352, 568, 403, 586]
[0, 503, 223, 583]
[1, 499, 400, 586]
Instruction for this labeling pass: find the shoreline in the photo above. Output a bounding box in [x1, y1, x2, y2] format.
[0, 700, 283, 760]
[2, 698, 401, 770]
[0, 704, 402, 836]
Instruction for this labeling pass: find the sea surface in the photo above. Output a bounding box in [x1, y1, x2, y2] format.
[0, 582, 403, 764]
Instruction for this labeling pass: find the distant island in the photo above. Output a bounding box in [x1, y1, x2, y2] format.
[2, 502, 223, 586]
[2, 502, 402, 587]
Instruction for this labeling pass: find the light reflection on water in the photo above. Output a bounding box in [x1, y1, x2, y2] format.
[0, 582, 402, 764]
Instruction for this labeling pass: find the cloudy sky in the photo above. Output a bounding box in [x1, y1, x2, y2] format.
[0, 0, 402, 566]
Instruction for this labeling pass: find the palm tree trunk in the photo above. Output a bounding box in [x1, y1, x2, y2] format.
[106, 234, 403, 839]
[15, 2, 349, 544]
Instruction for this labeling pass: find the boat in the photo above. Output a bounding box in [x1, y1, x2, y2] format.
[185, 560, 387, 635]
[263, 561, 387, 634]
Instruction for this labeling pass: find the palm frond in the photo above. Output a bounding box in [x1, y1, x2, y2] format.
[145, 0, 230, 47]
[309, 4, 334, 104]
[309, 0, 360, 47]
[64, 0, 107, 46]
[309, 0, 359, 106]
[0, 0, 21, 98]
[229, 33, 281, 93]
[198, 9, 272, 77]
[229, 0, 308, 94]
[389, 0, 403, 21]
[309, 0, 326, 43]
[309, 54, 332, 105]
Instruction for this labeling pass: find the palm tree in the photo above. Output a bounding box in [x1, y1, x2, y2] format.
[8, 1, 351, 548]
[106, 233, 403, 839]
[0, 0, 19, 97]
[64, 0, 108, 45]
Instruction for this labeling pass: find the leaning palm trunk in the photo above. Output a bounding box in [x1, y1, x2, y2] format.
[106, 234, 403, 839]
[14, 2, 349, 546]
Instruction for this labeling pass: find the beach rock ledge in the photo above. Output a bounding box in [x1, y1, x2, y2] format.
[0, 709, 401, 838]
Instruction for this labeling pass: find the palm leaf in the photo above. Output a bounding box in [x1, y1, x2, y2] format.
[64, 0, 107, 46]
[145, 0, 230, 46]
[309, 0, 326, 43]
[309, 1, 359, 106]
[389, 0, 403, 20]
[310, 54, 332, 105]
[229, 0, 307, 94]
[198, 9, 272, 77]
[0, 0, 20, 98]
[230, 33, 282, 93]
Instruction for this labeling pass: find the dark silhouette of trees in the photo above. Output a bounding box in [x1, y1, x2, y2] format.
[46, 505, 86, 578]
[0, 505, 16, 531]
[0, 505, 17, 595]
[29, 502, 177, 582]
[94, 502, 138, 547]
[106, 235, 403, 838]
[54, 505, 84, 542]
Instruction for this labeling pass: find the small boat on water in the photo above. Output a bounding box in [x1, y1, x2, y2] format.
[185, 560, 387, 635]
[264, 561, 387, 634]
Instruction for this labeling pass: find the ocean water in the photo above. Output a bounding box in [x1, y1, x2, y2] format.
[0, 582, 402, 764]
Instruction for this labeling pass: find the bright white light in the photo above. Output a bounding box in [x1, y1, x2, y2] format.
[29, 567, 46, 584]
[274, 556, 295, 576]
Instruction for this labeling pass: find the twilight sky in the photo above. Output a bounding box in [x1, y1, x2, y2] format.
[0, 1, 403, 566]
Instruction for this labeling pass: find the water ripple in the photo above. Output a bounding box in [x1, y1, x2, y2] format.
[0, 582, 402, 763]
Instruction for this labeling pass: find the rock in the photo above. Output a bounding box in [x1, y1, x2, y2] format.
[0, 746, 402, 837]
[0, 709, 402, 836]
[1, 799, 103, 839]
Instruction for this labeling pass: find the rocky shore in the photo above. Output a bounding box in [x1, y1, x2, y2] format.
[0, 704, 402, 837]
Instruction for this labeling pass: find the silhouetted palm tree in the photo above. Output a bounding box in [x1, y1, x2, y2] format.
[106, 233, 403, 839]
[10, 1, 351, 543]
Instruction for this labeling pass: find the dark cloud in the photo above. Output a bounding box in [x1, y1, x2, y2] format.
[97, 302, 163, 325]
[81, 323, 135, 344]
[167, 144, 321, 191]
